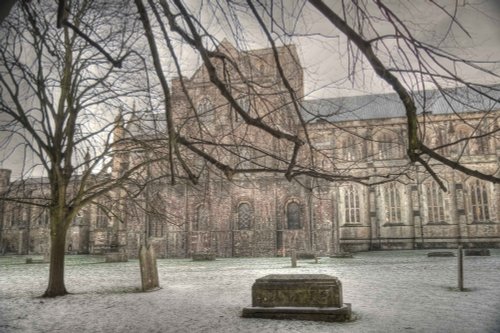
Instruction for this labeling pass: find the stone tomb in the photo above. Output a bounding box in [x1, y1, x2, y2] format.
[242, 274, 351, 322]
[464, 249, 490, 256]
[427, 251, 455, 257]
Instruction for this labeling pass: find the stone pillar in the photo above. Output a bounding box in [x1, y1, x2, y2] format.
[139, 244, 160, 291]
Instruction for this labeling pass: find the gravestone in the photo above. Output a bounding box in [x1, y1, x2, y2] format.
[139, 244, 160, 291]
[464, 249, 490, 256]
[291, 250, 297, 268]
[242, 274, 351, 322]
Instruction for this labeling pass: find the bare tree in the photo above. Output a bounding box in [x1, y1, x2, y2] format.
[0, 0, 148, 297]
[1, 0, 499, 296]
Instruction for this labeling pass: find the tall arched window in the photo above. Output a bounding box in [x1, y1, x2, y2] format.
[344, 185, 361, 224]
[469, 180, 490, 222]
[426, 181, 445, 223]
[197, 98, 214, 122]
[194, 204, 208, 231]
[96, 201, 108, 228]
[286, 201, 301, 229]
[237, 203, 252, 230]
[384, 183, 402, 224]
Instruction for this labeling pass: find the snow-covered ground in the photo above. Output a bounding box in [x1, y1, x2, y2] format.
[1, 250, 499, 333]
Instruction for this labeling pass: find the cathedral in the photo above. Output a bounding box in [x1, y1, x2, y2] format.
[1, 42, 499, 258]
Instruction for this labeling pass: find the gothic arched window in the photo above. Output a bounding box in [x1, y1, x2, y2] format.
[96, 201, 108, 228]
[426, 181, 445, 223]
[344, 185, 361, 224]
[384, 183, 402, 224]
[237, 203, 252, 230]
[286, 201, 301, 229]
[194, 204, 208, 231]
[469, 180, 490, 222]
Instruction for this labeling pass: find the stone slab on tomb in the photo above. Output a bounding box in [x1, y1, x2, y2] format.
[464, 248, 490, 256]
[241, 304, 352, 322]
[242, 274, 352, 322]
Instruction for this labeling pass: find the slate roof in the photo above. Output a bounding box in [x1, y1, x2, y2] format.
[127, 84, 500, 134]
[301, 84, 500, 123]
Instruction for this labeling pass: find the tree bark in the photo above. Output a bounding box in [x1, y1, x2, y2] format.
[43, 221, 68, 297]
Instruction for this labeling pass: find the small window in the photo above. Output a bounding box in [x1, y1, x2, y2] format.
[197, 98, 214, 122]
[377, 133, 402, 160]
[341, 135, 363, 161]
[286, 201, 301, 229]
[237, 203, 252, 230]
[452, 126, 472, 156]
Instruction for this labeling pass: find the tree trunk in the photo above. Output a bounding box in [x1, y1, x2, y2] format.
[43, 223, 68, 297]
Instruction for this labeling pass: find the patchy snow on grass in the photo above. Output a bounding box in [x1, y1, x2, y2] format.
[1, 250, 500, 333]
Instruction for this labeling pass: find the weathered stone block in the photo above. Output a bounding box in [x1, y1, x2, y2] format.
[192, 253, 216, 261]
[25, 258, 45, 264]
[105, 252, 128, 263]
[243, 274, 351, 322]
[330, 252, 353, 258]
[252, 274, 343, 308]
[296, 252, 316, 260]
[464, 248, 490, 256]
[427, 251, 455, 257]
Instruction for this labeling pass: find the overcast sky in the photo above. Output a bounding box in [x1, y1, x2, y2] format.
[186, 0, 500, 98]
